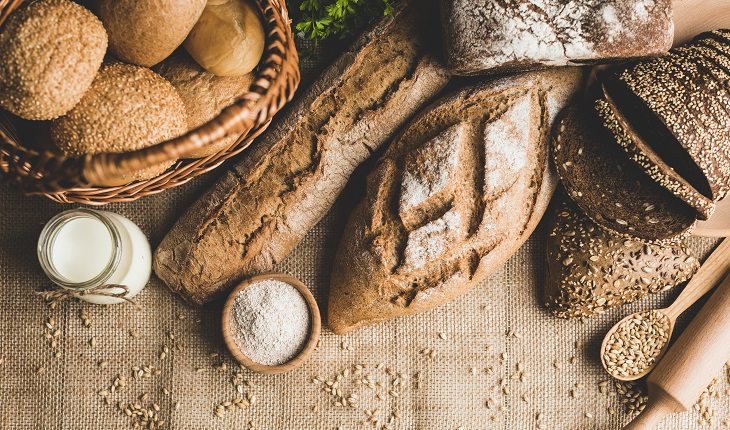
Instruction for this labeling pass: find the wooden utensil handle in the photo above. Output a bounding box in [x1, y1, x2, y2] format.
[622, 395, 681, 430]
[664, 238, 730, 320]
[673, 0, 730, 45]
[650, 272, 730, 409]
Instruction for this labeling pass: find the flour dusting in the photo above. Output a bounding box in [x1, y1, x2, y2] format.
[402, 208, 461, 271]
[399, 124, 465, 217]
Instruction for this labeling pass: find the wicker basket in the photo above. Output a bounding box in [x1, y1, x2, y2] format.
[0, 0, 300, 205]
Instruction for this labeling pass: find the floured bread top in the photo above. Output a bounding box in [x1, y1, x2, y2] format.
[364, 68, 583, 308]
[442, 0, 672, 74]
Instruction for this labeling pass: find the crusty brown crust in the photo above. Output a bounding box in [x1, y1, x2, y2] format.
[153, 3, 451, 305]
[328, 68, 584, 334]
[544, 197, 699, 319]
[440, 0, 673, 76]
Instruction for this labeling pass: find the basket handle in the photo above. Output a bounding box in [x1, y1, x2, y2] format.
[82, 99, 259, 186]
[0, 0, 24, 28]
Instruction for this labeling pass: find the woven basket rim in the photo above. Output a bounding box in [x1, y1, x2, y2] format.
[0, 0, 300, 205]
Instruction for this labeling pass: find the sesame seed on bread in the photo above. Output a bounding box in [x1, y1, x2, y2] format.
[544, 196, 699, 319]
[553, 102, 697, 243]
[595, 89, 715, 220]
[607, 41, 730, 201]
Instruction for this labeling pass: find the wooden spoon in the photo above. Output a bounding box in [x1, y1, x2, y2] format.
[221, 272, 321, 375]
[600, 238, 730, 381]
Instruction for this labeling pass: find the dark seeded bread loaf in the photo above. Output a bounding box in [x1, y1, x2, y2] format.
[440, 0, 673, 75]
[553, 102, 697, 242]
[545, 197, 699, 319]
[595, 90, 715, 219]
[328, 68, 584, 334]
[605, 36, 730, 202]
[153, 3, 451, 305]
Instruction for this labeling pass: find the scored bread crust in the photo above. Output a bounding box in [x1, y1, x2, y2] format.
[553, 102, 697, 243]
[153, 3, 451, 305]
[327, 68, 584, 334]
[544, 197, 699, 319]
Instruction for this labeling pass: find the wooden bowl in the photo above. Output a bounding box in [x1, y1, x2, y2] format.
[221, 273, 321, 374]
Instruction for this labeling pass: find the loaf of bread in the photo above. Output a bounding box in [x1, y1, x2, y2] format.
[153, 3, 450, 305]
[553, 101, 698, 243]
[440, 0, 673, 75]
[545, 197, 699, 319]
[327, 68, 584, 334]
[555, 31, 730, 243]
[155, 53, 254, 159]
[602, 30, 730, 206]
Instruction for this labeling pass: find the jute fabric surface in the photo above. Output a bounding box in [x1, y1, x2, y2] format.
[0, 36, 726, 430]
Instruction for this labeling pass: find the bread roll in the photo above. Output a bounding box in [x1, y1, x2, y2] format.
[98, 0, 206, 67]
[155, 54, 254, 158]
[0, 0, 107, 120]
[50, 64, 187, 186]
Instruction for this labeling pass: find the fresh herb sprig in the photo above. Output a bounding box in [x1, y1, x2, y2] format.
[295, 0, 395, 42]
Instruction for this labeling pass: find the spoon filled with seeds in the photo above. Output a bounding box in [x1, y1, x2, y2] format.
[600, 238, 730, 381]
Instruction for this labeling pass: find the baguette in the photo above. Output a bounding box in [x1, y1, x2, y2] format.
[328, 68, 584, 334]
[153, 3, 450, 305]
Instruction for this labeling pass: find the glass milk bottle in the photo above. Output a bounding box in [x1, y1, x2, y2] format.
[37, 209, 151, 304]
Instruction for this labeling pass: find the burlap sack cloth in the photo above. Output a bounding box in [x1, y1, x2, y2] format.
[0, 40, 726, 430]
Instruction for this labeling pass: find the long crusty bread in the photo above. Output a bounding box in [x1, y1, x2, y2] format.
[328, 68, 584, 334]
[153, 3, 450, 305]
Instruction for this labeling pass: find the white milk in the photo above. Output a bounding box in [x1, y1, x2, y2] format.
[38, 209, 151, 305]
[51, 217, 114, 283]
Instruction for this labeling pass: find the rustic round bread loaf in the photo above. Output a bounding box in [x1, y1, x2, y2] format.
[154, 54, 254, 158]
[50, 63, 187, 186]
[545, 197, 699, 319]
[0, 0, 107, 120]
[553, 102, 697, 243]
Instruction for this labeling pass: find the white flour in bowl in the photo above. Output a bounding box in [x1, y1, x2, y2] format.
[231, 279, 311, 365]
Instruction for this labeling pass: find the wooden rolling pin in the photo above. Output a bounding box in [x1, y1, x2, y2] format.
[624, 270, 730, 429]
